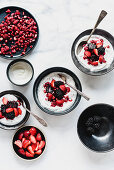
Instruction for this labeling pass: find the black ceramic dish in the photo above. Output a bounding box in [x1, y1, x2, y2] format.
[13, 126, 46, 160]
[71, 29, 114, 76]
[0, 90, 30, 130]
[77, 104, 114, 152]
[33, 67, 82, 115]
[0, 6, 39, 60]
[6, 59, 34, 86]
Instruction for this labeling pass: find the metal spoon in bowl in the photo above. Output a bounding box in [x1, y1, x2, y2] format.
[58, 74, 90, 101]
[77, 10, 107, 55]
[14, 95, 48, 127]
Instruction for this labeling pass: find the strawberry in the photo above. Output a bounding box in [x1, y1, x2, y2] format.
[18, 132, 23, 141]
[99, 55, 103, 63]
[51, 79, 55, 88]
[96, 42, 103, 48]
[59, 85, 66, 93]
[2, 97, 8, 104]
[30, 135, 36, 144]
[47, 93, 53, 101]
[38, 141, 45, 149]
[84, 51, 91, 57]
[91, 61, 98, 66]
[93, 49, 98, 56]
[6, 108, 13, 113]
[22, 137, 25, 144]
[18, 108, 22, 115]
[25, 151, 34, 157]
[27, 146, 34, 155]
[35, 142, 39, 151]
[36, 133, 42, 141]
[0, 112, 3, 119]
[22, 139, 31, 149]
[23, 130, 30, 138]
[29, 127, 37, 136]
[31, 143, 37, 151]
[14, 140, 22, 148]
[56, 99, 64, 106]
[35, 149, 42, 155]
[18, 148, 25, 156]
[14, 108, 18, 117]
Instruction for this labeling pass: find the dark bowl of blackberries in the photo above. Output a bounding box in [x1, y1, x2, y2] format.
[77, 104, 114, 152]
[71, 29, 114, 76]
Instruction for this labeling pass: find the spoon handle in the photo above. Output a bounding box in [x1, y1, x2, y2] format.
[66, 82, 90, 101]
[24, 106, 48, 127]
[87, 10, 107, 42]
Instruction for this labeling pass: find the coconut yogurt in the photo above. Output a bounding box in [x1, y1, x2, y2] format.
[0, 94, 26, 126]
[38, 72, 77, 112]
[8, 61, 33, 85]
[76, 35, 114, 72]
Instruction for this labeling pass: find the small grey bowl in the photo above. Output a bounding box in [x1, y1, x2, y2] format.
[6, 59, 34, 86]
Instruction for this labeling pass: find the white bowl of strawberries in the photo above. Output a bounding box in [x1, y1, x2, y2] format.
[13, 126, 46, 160]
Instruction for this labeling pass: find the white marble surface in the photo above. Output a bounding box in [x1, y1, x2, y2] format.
[0, 0, 114, 170]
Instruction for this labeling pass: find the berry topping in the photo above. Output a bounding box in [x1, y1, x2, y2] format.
[54, 89, 64, 100]
[5, 111, 15, 120]
[18, 149, 25, 156]
[35, 149, 42, 155]
[14, 108, 18, 117]
[25, 151, 34, 157]
[23, 130, 30, 138]
[14, 140, 22, 148]
[2, 97, 8, 104]
[84, 51, 91, 57]
[18, 133, 24, 141]
[93, 49, 98, 56]
[29, 127, 37, 136]
[27, 146, 34, 155]
[22, 139, 31, 149]
[36, 133, 42, 141]
[6, 108, 13, 113]
[29, 135, 36, 144]
[54, 81, 64, 87]
[59, 85, 67, 93]
[98, 46, 105, 55]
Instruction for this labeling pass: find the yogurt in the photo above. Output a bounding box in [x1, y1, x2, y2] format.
[8, 61, 33, 85]
[38, 72, 77, 112]
[0, 94, 26, 126]
[75, 35, 114, 72]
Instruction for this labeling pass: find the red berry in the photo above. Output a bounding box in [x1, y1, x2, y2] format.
[18, 148, 25, 156]
[96, 42, 103, 48]
[18, 108, 22, 115]
[35, 149, 42, 155]
[47, 93, 53, 101]
[29, 135, 37, 144]
[6, 108, 13, 113]
[0, 112, 3, 119]
[51, 79, 55, 88]
[66, 87, 70, 93]
[59, 85, 67, 93]
[93, 49, 98, 56]
[84, 51, 91, 57]
[25, 151, 34, 157]
[18, 132, 24, 141]
[91, 61, 98, 66]
[22, 139, 31, 149]
[2, 97, 8, 104]
[27, 146, 34, 155]
[31, 143, 37, 151]
[14, 108, 18, 117]
[36, 133, 42, 141]
[99, 55, 103, 63]
[6, 9, 11, 13]
[56, 99, 64, 106]
[23, 130, 30, 138]
[38, 141, 45, 149]
[14, 140, 22, 148]
[29, 127, 37, 136]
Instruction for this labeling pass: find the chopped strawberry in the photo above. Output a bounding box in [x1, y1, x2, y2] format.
[22, 137, 26, 144]
[14, 108, 18, 117]
[6, 108, 13, 113]
[14, 140, 22, 148]
[66, 87, 70, 93]
[35, 149, 42, 155]
[29, 127, 37, 136]
[27, 146, 34, 155]
[18, 148, 25, 156]
[51, 79, 55, 88]
[47, 93, 53, 101]
[91, 61, 98, 66]
[25, 151, 34, 157]
[38, 141, 45, 149]
[96, 42, 103, 48]
[84, 51, 91, 57]
[59, 85, 67, 93]
[0, 112, 4, 119]
[6, 9, 11, 13]
[99, 55, 103, 63]
[56, 99, 64, 106]
[36, 133, 42, 141]
[23, 130, 30, 138]
[22, 139, 31, 149]
[29, 135, 36, 144]
[18, 108, 22, 115]
[31, 143, 37, 151]
[2, 97, 8, 104]
[93, 49, 98, 56]
[35, 142, 39, 151]
[18, 132, 23, 141]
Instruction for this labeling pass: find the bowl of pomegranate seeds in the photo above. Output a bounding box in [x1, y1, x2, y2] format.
[0, 90, 30, 129]
[33, 67, 82, 115]
[71, 29, 114, 76]
[13, 126, 46, 160]
[0, 6, 39, 59]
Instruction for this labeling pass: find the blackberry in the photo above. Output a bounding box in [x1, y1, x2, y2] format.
[46, 85, 53, 93]
[54, 81, 64, 87]
[98, 46, 105, 55]
[88, 43, 96, 50]
[86, 127, 95, 135]
[93, 116, 101, 123]
[54, 89, 64, 100]
[90, 54, 99, 61]
[7, 101, 18, 108]
[1, 104, 7, 114]
[5, 111, 15, 120]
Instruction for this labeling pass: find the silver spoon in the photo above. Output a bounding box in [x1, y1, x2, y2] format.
[58, 74, 90, 101]
[77, 10, 107, 55]
[14, 95, 48, 127]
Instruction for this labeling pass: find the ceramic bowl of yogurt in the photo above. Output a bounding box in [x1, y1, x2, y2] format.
[7, 59, 34, 86]
[0, 90, 30, 130]
[33, 67, 82, 115]
[71, 29, 114, 76]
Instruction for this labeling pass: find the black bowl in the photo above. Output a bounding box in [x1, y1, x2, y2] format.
[12, 126, 46, 160]
[71, 29, 114, 76]
[6, 59, 34, 86]
[0, 90, 30, 130]
[0, 6, 39, 60]
[77, 104, 114, 152]
[33, 67, 82, 115]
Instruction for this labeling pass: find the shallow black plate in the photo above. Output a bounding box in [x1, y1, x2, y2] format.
[77, 104, 114, 152]
[33, 67, 82, 115]
[0, 90, 30, 130]
[71, 29, 114, 76]
[13, 126, 46, 160]
[0, 6, 39, 60]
